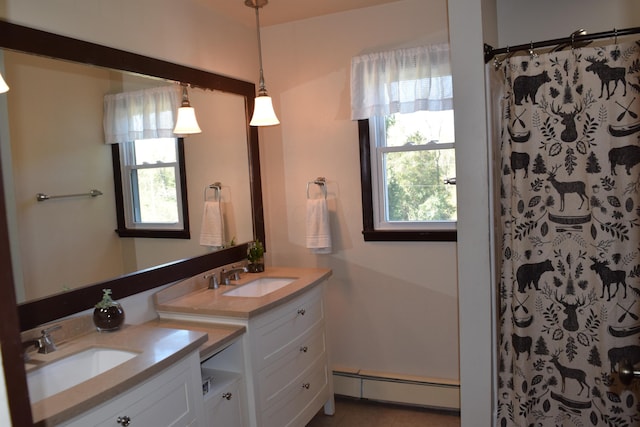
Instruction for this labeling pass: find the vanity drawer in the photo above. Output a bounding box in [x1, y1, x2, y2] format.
[256, 323, 326, 408]
[252, 285, 324, 369]
[261, 357, 330, 427]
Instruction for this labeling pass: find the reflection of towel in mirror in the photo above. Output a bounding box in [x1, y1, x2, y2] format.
[306, 198, 331, 254]
[200, 200, 224, 247]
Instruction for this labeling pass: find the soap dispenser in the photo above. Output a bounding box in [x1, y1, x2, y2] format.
[93, 288, 125, 331]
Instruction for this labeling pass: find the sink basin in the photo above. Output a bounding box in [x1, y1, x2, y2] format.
[27, 347, 137, 403]
[223, 277, 295, 297]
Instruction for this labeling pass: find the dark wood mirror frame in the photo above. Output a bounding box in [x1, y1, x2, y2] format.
[0, 20, 265, 425]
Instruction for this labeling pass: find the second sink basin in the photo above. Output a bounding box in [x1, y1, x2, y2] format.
[27, 347, 138, 403]
[223, 277, 295, 297]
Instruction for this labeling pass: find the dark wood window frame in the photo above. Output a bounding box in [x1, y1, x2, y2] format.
[112, 138, 190, 239]
[358, 119, 457, 242]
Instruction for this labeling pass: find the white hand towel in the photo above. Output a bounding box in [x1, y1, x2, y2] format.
[200, 200, 224, 248]
[306, 198, 331, 254]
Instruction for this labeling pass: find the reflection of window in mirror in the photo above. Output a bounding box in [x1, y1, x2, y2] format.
[112, 138, 190, 238]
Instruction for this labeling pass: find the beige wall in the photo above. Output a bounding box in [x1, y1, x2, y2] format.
[5, 51, 123, 301]
[2, 0, 258, 82]
[259, 0, 459, 380]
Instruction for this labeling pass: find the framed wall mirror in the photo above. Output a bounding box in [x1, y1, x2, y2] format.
[0, 19, 265, 425]
[0, 20, 265, 330]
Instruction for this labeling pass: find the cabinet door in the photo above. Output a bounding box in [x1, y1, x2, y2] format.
[204, 378, 245, 427]
[63, 353, 202, 427]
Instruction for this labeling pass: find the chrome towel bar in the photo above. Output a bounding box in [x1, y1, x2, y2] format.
[36, 189, 103, 202]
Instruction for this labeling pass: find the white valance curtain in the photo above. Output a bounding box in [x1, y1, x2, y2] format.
[103, 85, 181, 144]
[350, 44, 453, 120]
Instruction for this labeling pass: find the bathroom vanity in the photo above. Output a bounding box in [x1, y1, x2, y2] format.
[20, 267, 333, 426]
[154, 267, 335, 427]
[23, 323, 209, 426]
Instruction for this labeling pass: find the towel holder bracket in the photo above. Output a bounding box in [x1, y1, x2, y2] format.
[204, 182, 222, 201]
[306, 177, 327, 199]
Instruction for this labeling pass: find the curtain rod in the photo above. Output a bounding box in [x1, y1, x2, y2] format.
[484, 26, 640, 64]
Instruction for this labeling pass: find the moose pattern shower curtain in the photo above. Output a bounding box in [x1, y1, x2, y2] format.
[497, 39, 640, 426]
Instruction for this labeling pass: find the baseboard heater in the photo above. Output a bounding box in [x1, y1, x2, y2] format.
[332, 369, 460, 411]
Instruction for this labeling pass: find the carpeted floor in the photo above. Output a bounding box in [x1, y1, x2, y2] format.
[306, 397, 461, 427]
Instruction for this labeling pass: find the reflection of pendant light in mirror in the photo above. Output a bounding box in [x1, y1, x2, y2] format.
[0, 73, 9, 93]
[173, 84, 201, 135]
[245, 0, 280, 126]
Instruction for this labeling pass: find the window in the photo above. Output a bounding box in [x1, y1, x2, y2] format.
[360, 111, 457, 241]
[352, 44, 456, 241]
[112, 137, 190, 238]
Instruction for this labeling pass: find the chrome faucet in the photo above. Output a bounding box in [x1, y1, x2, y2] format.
[220, 265, 248, 285]
[204, 272, 220, 289]
[23, 325, 62, 356]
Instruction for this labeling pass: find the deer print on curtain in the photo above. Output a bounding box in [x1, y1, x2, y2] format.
[496, 39, 640, 426]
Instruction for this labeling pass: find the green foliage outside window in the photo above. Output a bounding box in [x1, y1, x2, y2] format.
[382, 115, 457, 223]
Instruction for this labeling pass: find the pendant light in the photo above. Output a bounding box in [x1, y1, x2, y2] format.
[173, 83, 202, 135]
[245, 0, 280, 126]
[0, 73, 9, 93]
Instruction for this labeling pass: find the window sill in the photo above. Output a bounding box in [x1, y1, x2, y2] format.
[115, 228, 190, 239]
[362, 229, 457, 242]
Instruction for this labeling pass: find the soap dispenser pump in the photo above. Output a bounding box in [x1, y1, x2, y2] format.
[93, 288, 125, 332]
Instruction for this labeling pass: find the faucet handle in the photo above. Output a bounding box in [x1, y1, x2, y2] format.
[204, 272, 220, 289]
[38, 324, 61, 354]
[41, 324, 62, 337]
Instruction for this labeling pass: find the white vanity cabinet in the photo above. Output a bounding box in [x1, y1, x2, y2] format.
[61, 351, 203, 427]
[157, 279, 334, 427]
[249, 284, 332, 427]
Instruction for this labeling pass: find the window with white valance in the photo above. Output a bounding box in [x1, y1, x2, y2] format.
[350, 44, 453, 120]
[352, 44, 457, 242]
[103, 85, 181, 144]
[105, 85, 190, 238]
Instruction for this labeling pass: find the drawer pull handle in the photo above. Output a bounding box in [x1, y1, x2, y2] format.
[222, 392, 233, 400]
[300, 346, 308, 353]
[117, 416, 131, 426]
[302, 382, 311, 390]
[297, 308, 306, 316]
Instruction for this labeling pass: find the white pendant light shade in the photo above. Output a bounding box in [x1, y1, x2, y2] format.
[174, 106, 202, 135]
[0, 73, 9, 93]
[250, 95, 280, 126]
[246, 0, 280, 127]
[173, 84, 201, 135]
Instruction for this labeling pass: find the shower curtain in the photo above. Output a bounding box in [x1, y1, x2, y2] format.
[496, 39, 640, 426]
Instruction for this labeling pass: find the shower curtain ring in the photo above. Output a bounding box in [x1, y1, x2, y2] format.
[614, 28, 618, 45]
[571, 33, 575, 50]
[529, 41, 537, 60]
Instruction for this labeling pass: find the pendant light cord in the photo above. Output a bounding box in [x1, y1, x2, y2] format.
[254, 6, 267, 95]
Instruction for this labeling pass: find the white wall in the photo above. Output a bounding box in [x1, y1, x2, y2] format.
[497, 0, 640, 46]
[259, 0, 459, 381]
[448, 1, 497, 425]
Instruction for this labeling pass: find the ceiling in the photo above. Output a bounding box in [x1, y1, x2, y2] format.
[199, 0, 404, 27]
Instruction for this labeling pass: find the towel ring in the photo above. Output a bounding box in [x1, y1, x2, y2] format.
[306, 177, 327, 199]
[204, 182, 222, 201]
